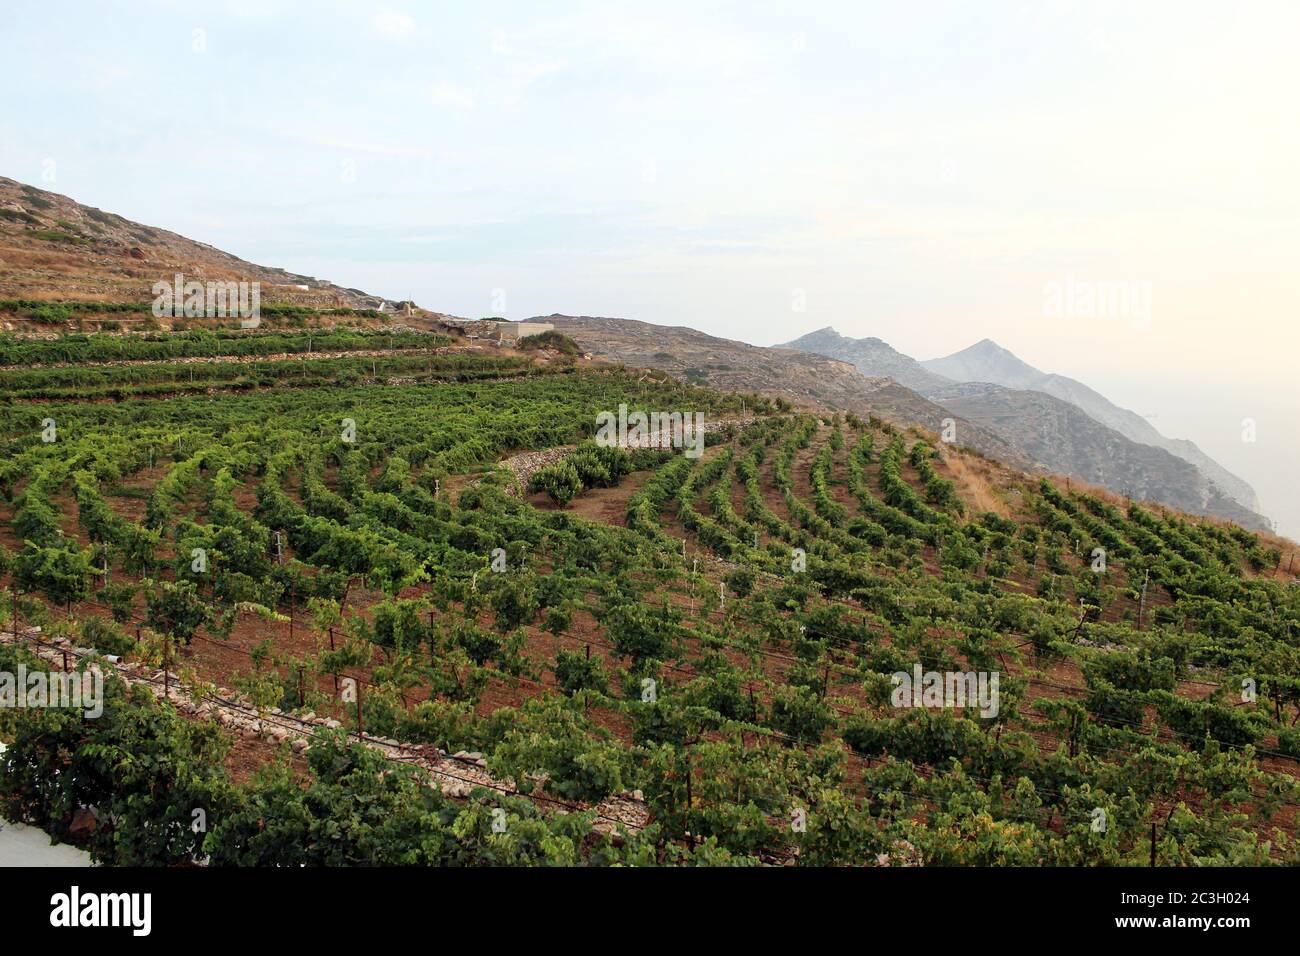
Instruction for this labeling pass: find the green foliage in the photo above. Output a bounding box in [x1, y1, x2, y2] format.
[14, 538, 94, 607]
[604, 601, 683, 663]
[30, 230, 89, 246]
[0, 650, 232, 866]
[144, 579, 209, 644]
[724, 566, 756, 598]
[486, 574, 537, 632]
[488, 698, 625, 803]
[529, 460, 582, 505]
[1279, 727, 1300, 759]
[552, 648, 608, 696]
[516, 330, 581, 355]
[80, 616, 135, 656]
[1, 339, 1297, 867]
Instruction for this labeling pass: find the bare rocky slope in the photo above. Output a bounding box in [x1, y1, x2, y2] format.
[926, 381, 1268, 529]
[0, 176, 429, 315]
[922, 338, 1261, 513]
[781, 325, 953, 394]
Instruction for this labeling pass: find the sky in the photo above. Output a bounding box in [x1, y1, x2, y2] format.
[1, 0, 1296, 536]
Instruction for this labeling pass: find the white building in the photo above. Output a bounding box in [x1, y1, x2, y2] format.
[500, 321, 554, 342]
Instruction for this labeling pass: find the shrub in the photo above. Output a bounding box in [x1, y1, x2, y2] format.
[517, 330, 581, 355]
[724, 566, 756, 598]
[0, 208, 39, 225]
[144, 579, 209, 644]
[81, 616, 135, 656]
[1279, 727, 1300, 759]
[567, 449, 612, 488]
[20, 188, 54, 210]
[604, 602, 682, 662]
[529, 460, 582, 506]
[26, 303, 74, 324]
[543, 602, 574, 635]
[487, 574, 537, 632]
[30, 229, 88, 245]
[552, 648, 608, 696]
[0, 652, 232, 865]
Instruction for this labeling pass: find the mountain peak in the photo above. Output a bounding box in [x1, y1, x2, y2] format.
[960, 337, 1015, 358]
[779, 326, 951, 393]
[923, 338, 1042, 388]
[919, 338, 1262, 513]
[783, 325, 845, 345]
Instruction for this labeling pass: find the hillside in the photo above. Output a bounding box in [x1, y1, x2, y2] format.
[4, 332, 1299, 866]
[538, 314, 1029, 468]
[1, 173, 1264, 532]
[1, 180, 1298, 870]
[923, 338, 1261, 512]
[926, 380, 1269, 529]
[0, 176, 429, 317]
[782, 328, 1271, 530]
[781, 326, 953, 394]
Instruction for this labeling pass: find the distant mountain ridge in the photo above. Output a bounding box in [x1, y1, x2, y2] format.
[921, 338, 1261, 512]
[779, 326, 951, 394]
[780, 328, 1269, 531]
[924, 380, 1266, 529]
[536, 314, 1029, 468]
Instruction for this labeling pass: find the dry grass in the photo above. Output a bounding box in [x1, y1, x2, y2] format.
[940, 446, 1014, 517]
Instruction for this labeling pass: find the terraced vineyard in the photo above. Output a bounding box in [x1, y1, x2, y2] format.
[1, 320, 1299, 866]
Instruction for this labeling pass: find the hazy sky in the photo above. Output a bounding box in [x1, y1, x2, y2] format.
[1, 1, 1296, 536]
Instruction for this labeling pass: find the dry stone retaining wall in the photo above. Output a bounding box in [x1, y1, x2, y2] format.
[0, 627, 649, 835]
[499, 415, 762, 495]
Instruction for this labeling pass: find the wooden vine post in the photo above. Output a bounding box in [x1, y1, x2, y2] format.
[328, 627, 338, 691]
[1138, 569, 1150, 631]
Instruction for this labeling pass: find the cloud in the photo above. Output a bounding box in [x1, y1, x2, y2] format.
[282, 129, 429, 157]
[508, 57, 567, 89]
[372, 6, 416, 41]
[481, 57, 568, 107]
[425, 82, 476, 109]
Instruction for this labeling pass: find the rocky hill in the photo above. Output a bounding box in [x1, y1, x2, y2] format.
[0, 173, 1269, 533]
[925, 381, 1266, 527]
[0, 176, 420, 315]
[783, 328, 1271, 530]
[783, 326, 952, 393]
[538, 314, 1029, 467]
[923, 338, 1261, 512]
